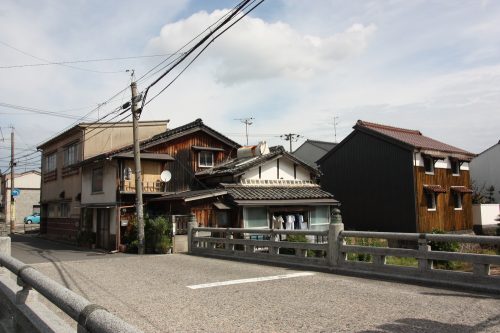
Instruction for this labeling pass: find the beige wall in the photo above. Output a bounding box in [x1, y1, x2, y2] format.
[81, 161, 118, 204]
[83, 122, 167, 159]
[3, 172, 41, 226]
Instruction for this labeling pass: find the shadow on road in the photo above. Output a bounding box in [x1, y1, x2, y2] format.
[358, 315, 500, 333]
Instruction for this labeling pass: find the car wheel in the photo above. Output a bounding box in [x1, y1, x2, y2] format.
[27, 220, 32, 224]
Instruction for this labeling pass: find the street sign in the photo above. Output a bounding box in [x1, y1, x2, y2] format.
[11, 188, 21, 198]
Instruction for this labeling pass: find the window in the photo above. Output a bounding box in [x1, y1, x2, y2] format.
[425, 191, 436, 210]
[450, 159, 460, 176]
[92, 167, 103, 193]
[60, 202, 70, 217]
[48, 204, 58, 217]
[243, 207, 268, 228]
[46, 153, 56, 172]
[198, 151, 214, 167]
[452, 192, 462, 210]
[63, 143, 78, 167]
[423, 156, 434, 174]
[310, 206, 330, 231]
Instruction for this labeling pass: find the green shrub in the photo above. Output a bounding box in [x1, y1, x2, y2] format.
[429, 229, 460, 269]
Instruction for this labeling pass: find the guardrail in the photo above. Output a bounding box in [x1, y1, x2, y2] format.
[187, 213, 500, 293]
[0, 252, 143, 333]
[190, 227, 329, 267]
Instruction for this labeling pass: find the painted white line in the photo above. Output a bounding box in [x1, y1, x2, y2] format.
[187, 272, 315, 289]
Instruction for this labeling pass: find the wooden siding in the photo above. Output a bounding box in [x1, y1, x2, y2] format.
[415, 167, 473, 232]
[145, 132, 236, 193]
[319, 131, 417, 232]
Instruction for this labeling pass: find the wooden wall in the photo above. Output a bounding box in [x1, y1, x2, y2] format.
[415, 167, 473, 232]
[148, 132, 236, 193]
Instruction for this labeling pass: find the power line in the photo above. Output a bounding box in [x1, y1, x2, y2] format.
[141, 0, 264, 110]
[0, 40, 126, 74]
[0, 52, 183, 69]
[280, 133, 302, 152]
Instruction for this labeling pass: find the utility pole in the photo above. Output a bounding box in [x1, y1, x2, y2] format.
[10, 127, 15, 234]
[333, 116, 340, 143]
[130, 79, 145, 255]
[280, 133, 301, 153]
[235, 118, 254, 145]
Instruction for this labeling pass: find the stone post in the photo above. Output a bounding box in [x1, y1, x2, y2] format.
[328, 208, 344, 267]
[0, 234, 11, 277]
[187, 214, 198, 254]
[418, 235, 433, 272]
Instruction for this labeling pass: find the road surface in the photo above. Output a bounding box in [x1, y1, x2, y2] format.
[9, 234, 500, 333]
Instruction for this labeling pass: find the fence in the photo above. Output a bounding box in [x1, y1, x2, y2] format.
[188, 211, 500, 293]
[0, 241, 143, 333]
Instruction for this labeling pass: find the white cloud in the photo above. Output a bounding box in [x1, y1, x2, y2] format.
[147, 10, 376, 84]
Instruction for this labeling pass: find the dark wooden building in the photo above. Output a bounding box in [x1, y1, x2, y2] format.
[318, 120, 476, 233]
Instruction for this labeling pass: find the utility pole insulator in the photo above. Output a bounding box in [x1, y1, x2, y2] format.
[280, 133, 301, 153]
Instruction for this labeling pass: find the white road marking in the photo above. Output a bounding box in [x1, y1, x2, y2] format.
[187, 272, 315, 289]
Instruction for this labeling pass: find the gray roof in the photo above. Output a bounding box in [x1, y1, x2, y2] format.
[292, 140, 336, 167]
[222, 184, 337, 201]
[196, 146, 318, 178]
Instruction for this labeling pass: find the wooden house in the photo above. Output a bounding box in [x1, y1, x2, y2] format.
[78, 118, 240, 250]
[318, 120, 476, 233]
[149, 144, 339, 230]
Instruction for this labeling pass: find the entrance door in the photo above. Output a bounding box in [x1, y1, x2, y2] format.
[96, 209, 110, 250]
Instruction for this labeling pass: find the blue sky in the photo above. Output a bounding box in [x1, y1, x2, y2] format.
[1, 0, 500, 171]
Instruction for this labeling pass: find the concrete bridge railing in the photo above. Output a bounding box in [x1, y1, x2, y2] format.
[188, 210, 500, 294]
[0, 237, 143, 333]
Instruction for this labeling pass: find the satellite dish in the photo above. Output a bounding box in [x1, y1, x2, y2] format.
[160, 170, 172, 182]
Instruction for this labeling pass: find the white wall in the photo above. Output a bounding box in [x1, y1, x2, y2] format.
[470, 144, 500, 203]
[472, 204, 499, 226]
[241, 157, 312, 181]
[413, 152, 469, 170]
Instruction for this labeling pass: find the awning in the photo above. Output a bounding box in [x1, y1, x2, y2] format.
[114, 152, 174, 161]
[450, 186, 473, 193]
[423, 185, 447, 193]
[421, 150, 446, 160]
[191, 146, 225, 152]
[213, 202, 231, 210]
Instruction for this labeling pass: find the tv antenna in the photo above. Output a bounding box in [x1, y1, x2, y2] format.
[235, 117, 254, 145]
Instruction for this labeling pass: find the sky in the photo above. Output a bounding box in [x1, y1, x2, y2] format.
[1, 0, 500, 172]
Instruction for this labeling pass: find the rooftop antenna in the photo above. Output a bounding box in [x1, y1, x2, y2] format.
[235, 117, 254, 145]
[333, 116, 340, 143]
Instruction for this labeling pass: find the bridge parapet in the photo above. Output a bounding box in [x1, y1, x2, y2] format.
[0, 240, 143, 333]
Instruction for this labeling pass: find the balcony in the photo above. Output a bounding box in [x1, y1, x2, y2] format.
[120, 180, 165, 194]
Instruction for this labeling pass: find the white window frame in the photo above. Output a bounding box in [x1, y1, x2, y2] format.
[63, 143, 78, 167]
[198, 151, 214, 168]
[452, 191, 462, 210]
[425, 191, 437, 211]
[423, 156, 434, 175]
[450, 159, 460, 176]
[46, 153, 56, 172]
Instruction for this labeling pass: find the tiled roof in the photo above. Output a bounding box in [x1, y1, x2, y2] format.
[356, 120, 475, 158]
[196, 146, 318, 178]
[142, 118, 239, 149]
[423, 185, 447, 193]
[79, 118, 240, 166]
[222, 184, 337, 201]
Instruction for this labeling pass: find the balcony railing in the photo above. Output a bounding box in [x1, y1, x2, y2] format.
[120, 180, 164, 193]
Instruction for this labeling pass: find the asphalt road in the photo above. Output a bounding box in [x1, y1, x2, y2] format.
[8, 235, 500, 333]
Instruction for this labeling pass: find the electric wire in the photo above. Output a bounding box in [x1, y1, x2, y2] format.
[0, 52, 183, 69]
[143, 0, 263, 107]
[0, 40, 126, 74]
